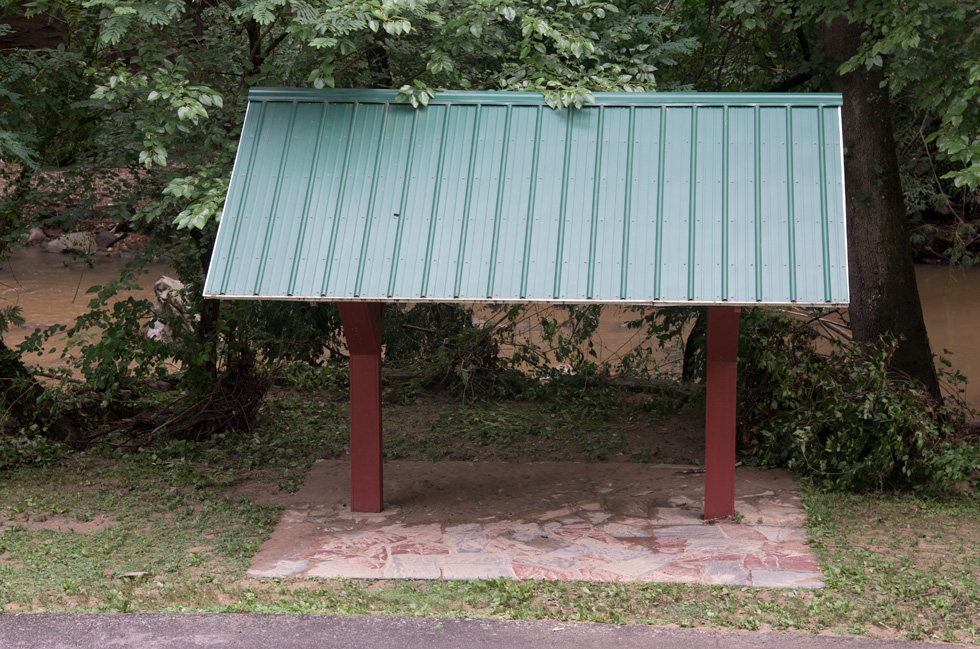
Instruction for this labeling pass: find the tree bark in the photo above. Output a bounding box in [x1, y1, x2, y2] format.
[819, 16, 941, 399]
[682, 311, 707, 383]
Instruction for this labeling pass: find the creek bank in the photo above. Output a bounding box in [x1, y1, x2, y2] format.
[21, 219, 147, 258]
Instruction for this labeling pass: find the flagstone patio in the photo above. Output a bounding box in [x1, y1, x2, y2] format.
[247, 461, 823, 588]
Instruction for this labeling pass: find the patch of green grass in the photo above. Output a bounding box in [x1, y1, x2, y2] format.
[0, 457, 281, 612]
[4, 455, 977, 643]
[383, 390, 626, 463]
[631, 444, 659, 463]
[636, 391, 687, 420]
[0, 390, 350, 612]
[801, 489, 980, 642]
[1, 383, 979, 643]
[273, 362, 349, 394]
[385, 402, 571, 461]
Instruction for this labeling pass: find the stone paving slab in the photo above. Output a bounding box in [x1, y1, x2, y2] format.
[248, 461, 824, 588]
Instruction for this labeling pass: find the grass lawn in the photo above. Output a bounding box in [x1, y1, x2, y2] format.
[1, 381, 978, 644]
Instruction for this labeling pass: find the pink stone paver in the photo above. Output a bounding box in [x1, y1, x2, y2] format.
[304, 560, 383, 579]
[602, 523, 650, 538]
[677, 551, 749, 563]
[651, 545, 687, 556]
[389, 541, 449, 556]
[384, 555, 442, 579]
[512, 563, 572, 580]
[717, 523, 768, 541]
[662, 563, 702, 579]
[439, 555, 514, 580]
[246, 462, 824, 588]
[777, 555, 820, 572]
[249, 513, 824, 587]
[743, 555, 765, 570]
[649, 537, 686, 547]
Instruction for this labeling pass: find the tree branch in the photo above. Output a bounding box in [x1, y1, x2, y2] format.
[769, 71, 813, 92]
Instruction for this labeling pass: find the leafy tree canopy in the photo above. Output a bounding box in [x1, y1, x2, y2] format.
[663, 0, 980, 266]
[3, 1, 978, 238]
[2, 0, 702, 232]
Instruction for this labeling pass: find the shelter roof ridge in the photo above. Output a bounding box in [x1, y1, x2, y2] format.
[247, 87, 843, 108]
[206, 294, 849, 308]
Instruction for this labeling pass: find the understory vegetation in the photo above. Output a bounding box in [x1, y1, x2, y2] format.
[3, 0, 980, 495]
[2, 284, 978, 493]
[2, 1, 979, 491]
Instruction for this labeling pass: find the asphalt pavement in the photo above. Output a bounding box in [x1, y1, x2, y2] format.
[0, 614, 975, 649]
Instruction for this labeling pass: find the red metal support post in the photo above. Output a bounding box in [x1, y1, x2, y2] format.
[337, 302, 385, 513]
[703, 305, 741, 520]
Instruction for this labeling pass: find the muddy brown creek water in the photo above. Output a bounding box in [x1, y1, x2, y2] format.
[1, 248, 169, 370]
[2, 248, 978, 408]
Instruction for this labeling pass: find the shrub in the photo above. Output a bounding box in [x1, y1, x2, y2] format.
[737, 308, 973, 492]
[383, 303, 507, 397]
[0, 427, 70, 468]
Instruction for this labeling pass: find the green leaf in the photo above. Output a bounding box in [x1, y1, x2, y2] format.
[309, 36, 338, 49]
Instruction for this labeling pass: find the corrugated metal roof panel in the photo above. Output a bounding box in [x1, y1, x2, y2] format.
[204, 88, 849, 306]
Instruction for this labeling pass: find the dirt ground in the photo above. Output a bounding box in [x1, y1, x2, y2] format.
[374, 386, 709, 465]
[268, 461, 803, 527]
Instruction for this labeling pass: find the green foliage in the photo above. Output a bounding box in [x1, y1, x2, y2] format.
[90, 58, 230, 172]
[68, 294, 170, 400]
[630, 443, 657, 463]
[0, 46, 93, 168]
[0, 41, 99, 255]
[14, 258, 168, 404]
[273, 361, 349, 392]
[502, 304, 610, 380]
[149, 393, 348, 470]
[618, 306, 704, 381]
[636, 390, 686, 419]
[0, 428, 70, 469]
[737, 309, 972, 492]
[812, 1, 980, 193]
[251, 302, 344, 366]
[0, 130, 37, 169]
[166, 172, 229, 230]
[520, 374, 626, 461]
[383, 303, 508, 397]
[0, 305, 24, 335]
[37, 0, 701, 240]
[0, 0, 702, 442]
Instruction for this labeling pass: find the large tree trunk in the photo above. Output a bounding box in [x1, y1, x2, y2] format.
[819, 17, 941, 399]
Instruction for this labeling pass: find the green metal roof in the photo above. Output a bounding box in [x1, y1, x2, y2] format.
[204, 88, 848, 305]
